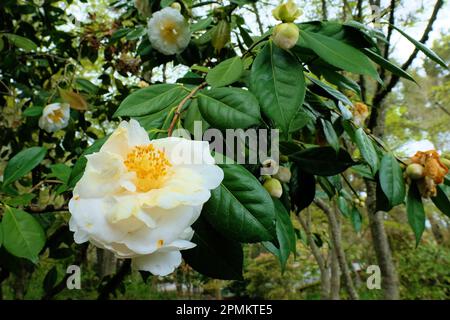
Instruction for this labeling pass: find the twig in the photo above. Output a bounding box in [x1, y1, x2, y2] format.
[167, 82, 206, 137]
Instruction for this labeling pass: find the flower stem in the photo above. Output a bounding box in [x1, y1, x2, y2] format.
[167, 82, 207, 137]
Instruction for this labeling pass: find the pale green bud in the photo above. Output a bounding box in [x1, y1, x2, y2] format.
[272, 0, 302, 22]
[406, 163, 424, 180]
[272, 23, 299, 50]
[263, 178, 283, 198]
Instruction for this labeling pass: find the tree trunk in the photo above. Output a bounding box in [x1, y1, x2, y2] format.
[316, 199, 359, 299]
[297, 210, 330, 299]
[365, 181, 400, 299]
[96, 248, 117, 278]
[329, 244, 341, 299]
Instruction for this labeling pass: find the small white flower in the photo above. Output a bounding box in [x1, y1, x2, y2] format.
[38, 102, 70, 133]
[69, 119, 223, 276]
[147, 7, 191, 55]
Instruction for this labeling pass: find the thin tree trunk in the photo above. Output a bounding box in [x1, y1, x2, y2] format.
[316, 199, 359, 299]
[297, 210, 330, 299]
[365, 181, 400, 299]
[428, 212, 444, 245]
[96, 248, 117, 278]
[321, 0, 328, 20]
[329, 243, 341, 299]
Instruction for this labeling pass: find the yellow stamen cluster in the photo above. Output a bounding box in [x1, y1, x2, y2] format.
[160, 20, 179, 44]
[124, 145, 171, 192]
[48, 109, 64, 123]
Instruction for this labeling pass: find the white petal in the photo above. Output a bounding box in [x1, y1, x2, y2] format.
[132, 251, 182, 276]
[127, 119, 150, 147]
[68, 197, 127, 243]
[121, 205, 195, 255]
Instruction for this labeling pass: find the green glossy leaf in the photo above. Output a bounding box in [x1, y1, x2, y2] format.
[0, 222, 3, 248]
[2, 207, 45, 263]
[354, 128, 379, 174]
[206, 57, 243, 88]
[350, 206, 362, 233]
[114, 84, 189, 117]
[337, 196, 351, 217]
[182, 217, 243, 280]
[3, 147, 47, 187]
[43, 266, 58, 293]
[203, 163, 276, 243]
[183, 99, 210, 135]
[282, 143, 356, 176]
[75, 78, 99, 94]
[274, 199, 296, 271]
[197, 87, 261, 129]
[319, 68, 361, 97]
[23, 106, 43, 117]
[321, 119, 340, 152]
[406, 182, 426, 246]
[431, 185, 450, 218]
[379, 154, 406, 207]
[307, 75, 353, 106]
[298, 30, 380, 81]
[290, 164, 316, 211]
[3, 194, 36, 207]
[362, 48, 416, 82]
[389, 24, 447, 69]
[250, 41, 306, 133]
[4, 33, 37, 52]
[50, 163, 72, 184]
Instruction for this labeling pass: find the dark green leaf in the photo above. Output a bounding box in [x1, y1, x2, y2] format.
[3, 147, 47, 187]
[2, 207, 45, 263]
[431, 185, 450, 218]
[43, 266, 58, 293]
[307, 75, 353, 106]
[298, 30, 380, 81]
[321, 119, 340, 152]
[23, 106, 43, 117]
[290, 165, 316, 211]
[197, 88, 261, 129]
[337, 196, 351, 217]
[206, 57, 243, 88]
[4, 33, 37, 52]
[350, 206, 362, 232]
[354, 128, 379, 174]
[274, 199, 296, 271]
[282, 143, 356, 176]
[114, 84, 189, 117]
[389, 24, 447, 69]
[250, 41, 306, 133]
[362, 48, 416, 82]
[203, 163, 276, 243]
[379, 154, 406, 207]
[406, 182, 426, 246]
[182, 217, 243, 280]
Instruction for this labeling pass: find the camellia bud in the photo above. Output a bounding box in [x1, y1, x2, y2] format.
[406, 163, 424, 180]
[170, 2, 182, 11]
[272, 0, 302, 23]
[274, 166, 291, 183]
[263, 178, 283, 198]
[272, 23, 299, 50]
[211, 20, 231, 52]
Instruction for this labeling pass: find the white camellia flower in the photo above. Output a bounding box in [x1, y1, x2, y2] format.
[147, 7, 191, 55]
[69, 119, 223, 276]
[38, 102, 71, 133]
